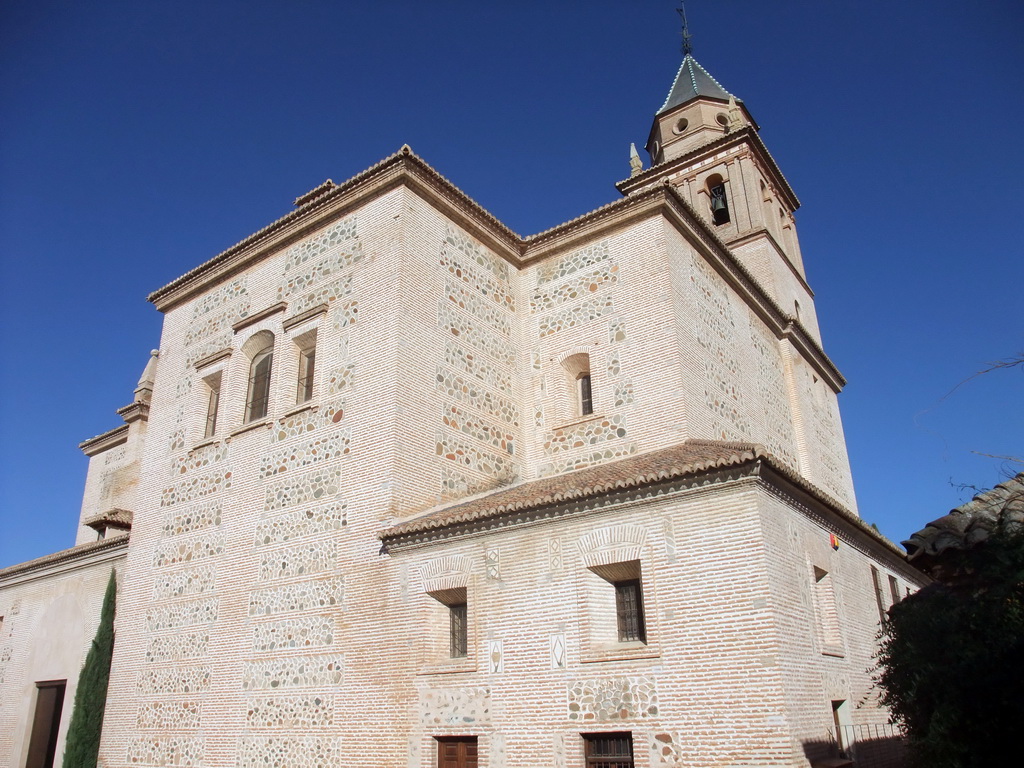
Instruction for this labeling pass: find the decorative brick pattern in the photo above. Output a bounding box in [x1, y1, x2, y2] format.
[436, 431, 516, 480]
[331, 300, 359, 330]
[125, 737, 203, 767]
[245, 695, 334, 728]
[536, 241, 611, 285]
[152, 533, 225, 567]
[136, 702, 202, 730]
[442, 227, 510, 283]
[145, 632, 209, 663]
[170, 442, 228, 476]
[257, 540, 336, 581]
[749, 320, 798, 468]
[542, 443, 638, 475]
[248, 577, 345, 617]
[136, 666, 211, 695]
[145, 597, 218, 631]
[538, 296, 614, 337]
[282, 217, 359, 274]
[160, 470, 232, 507]
[184, 305, 246, 348]
[259, 432, 350, 479]
[438, 305, 514, 367]
[445, 279, 512, 337]
[270, 399, 345, 444]
[104, 445, 127, 465]
[442, 406, 515, 455]
[251, 615, 334, 652]
[151, 566, 216, 600]
[544, 416, 627, 455]
[325, 364, 355, 395]
[277, 219, 363, 301]
[567, 676, 659, 721]
[162, 501, 222, 537]
[435, 370, 519, 426]
[191, 278, 246, 320]
[289, 277, 351, 317]
[263, 468, 341, 512]
[183, 332, 232, 368]
[443, 343, 513, 393]
[254, 502, 347, 547]
[531, 265, 619, 312]
[237, 736, 342, 768]
[419, 687, 491, 726]
[240, 655, 344, 690]
[441, 253, 515, 310]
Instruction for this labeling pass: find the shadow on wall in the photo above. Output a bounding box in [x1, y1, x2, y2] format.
[802, 733, 907, 768]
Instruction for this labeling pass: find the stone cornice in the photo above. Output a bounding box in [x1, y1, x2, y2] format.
[0, 536, 127, 587]
[116, 401, 149, 424]
[232, 301, 286, 332]
[79, 424, 129, 456]
[615, 126, 801, 212]
[144, 147, 842, 389]
[148, 147, 522, 312]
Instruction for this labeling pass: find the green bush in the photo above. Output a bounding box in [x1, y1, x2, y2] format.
[876, 528, 1024, 768]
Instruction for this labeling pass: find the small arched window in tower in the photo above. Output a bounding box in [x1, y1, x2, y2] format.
[706, 174, 730, 225]
[560, 351, 594, 419]
[244, 331, 275, 423]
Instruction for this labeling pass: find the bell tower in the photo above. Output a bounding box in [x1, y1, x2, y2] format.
[619, 47, 820, 344]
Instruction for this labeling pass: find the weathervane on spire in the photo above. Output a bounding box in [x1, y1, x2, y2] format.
[677, 1, 694, 56]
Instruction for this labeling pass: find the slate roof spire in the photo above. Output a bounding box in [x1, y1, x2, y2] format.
[658, 54, 736, 114]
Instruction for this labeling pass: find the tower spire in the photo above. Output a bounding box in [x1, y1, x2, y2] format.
[677, 1, 694, 56]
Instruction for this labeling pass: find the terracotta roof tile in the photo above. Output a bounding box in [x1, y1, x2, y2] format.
[382, 439, 769, 541]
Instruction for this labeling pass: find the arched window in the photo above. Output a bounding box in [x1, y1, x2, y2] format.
[244, 332, 274, 423]
[706, 174, 730, 226]
[560, 351, 594, 418]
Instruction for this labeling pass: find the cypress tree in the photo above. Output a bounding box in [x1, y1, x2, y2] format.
[62, 569, 117, 768]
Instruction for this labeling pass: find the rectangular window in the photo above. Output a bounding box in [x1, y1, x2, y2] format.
[436, 737, 477, 768]
[579, 373, 594, 416]
[203, 372, 222, 438]
[25, 680, 66, 768]
[583, 732, 634, 768]
[813, 566, 842, 651]
[449, 602, 468, 658]
[888, 575, 900, 606]
[614, 579, 646, 643]
[297, 347, 316, 404]
[870, 566, 887, 623]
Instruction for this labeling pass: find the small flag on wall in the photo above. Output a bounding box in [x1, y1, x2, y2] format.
[829, 533, 840, 551]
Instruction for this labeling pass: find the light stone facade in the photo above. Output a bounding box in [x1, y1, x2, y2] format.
[0, 53, 926, 768]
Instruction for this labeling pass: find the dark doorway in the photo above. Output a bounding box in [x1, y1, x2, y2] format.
[25, 680, 66, 768]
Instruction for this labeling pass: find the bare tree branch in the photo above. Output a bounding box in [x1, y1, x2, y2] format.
[941, 352, 1024, 401]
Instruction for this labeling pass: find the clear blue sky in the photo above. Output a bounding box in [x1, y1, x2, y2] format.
[1, 0, 1021, 568]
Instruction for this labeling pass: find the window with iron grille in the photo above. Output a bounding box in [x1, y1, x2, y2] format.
[614, 579, 646, 643]
[449, 602, 468, 658]
[583, 732, 634, 768]
[436, 736, 477, 768]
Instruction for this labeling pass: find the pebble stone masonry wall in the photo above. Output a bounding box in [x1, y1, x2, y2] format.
[43, 139, 910, 768]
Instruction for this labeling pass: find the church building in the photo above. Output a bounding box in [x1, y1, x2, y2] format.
[0, 49, 926, 768]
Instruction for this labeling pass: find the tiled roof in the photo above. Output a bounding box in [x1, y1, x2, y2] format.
[83, 508, 134, 531]
[903, 473, 1024, 561]
[659, 55, 735, 114]
[0, 536, 128, 581]
[382, 439, 859, 544]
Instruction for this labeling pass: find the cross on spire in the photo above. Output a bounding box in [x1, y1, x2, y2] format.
[677, 1, 694, 56]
